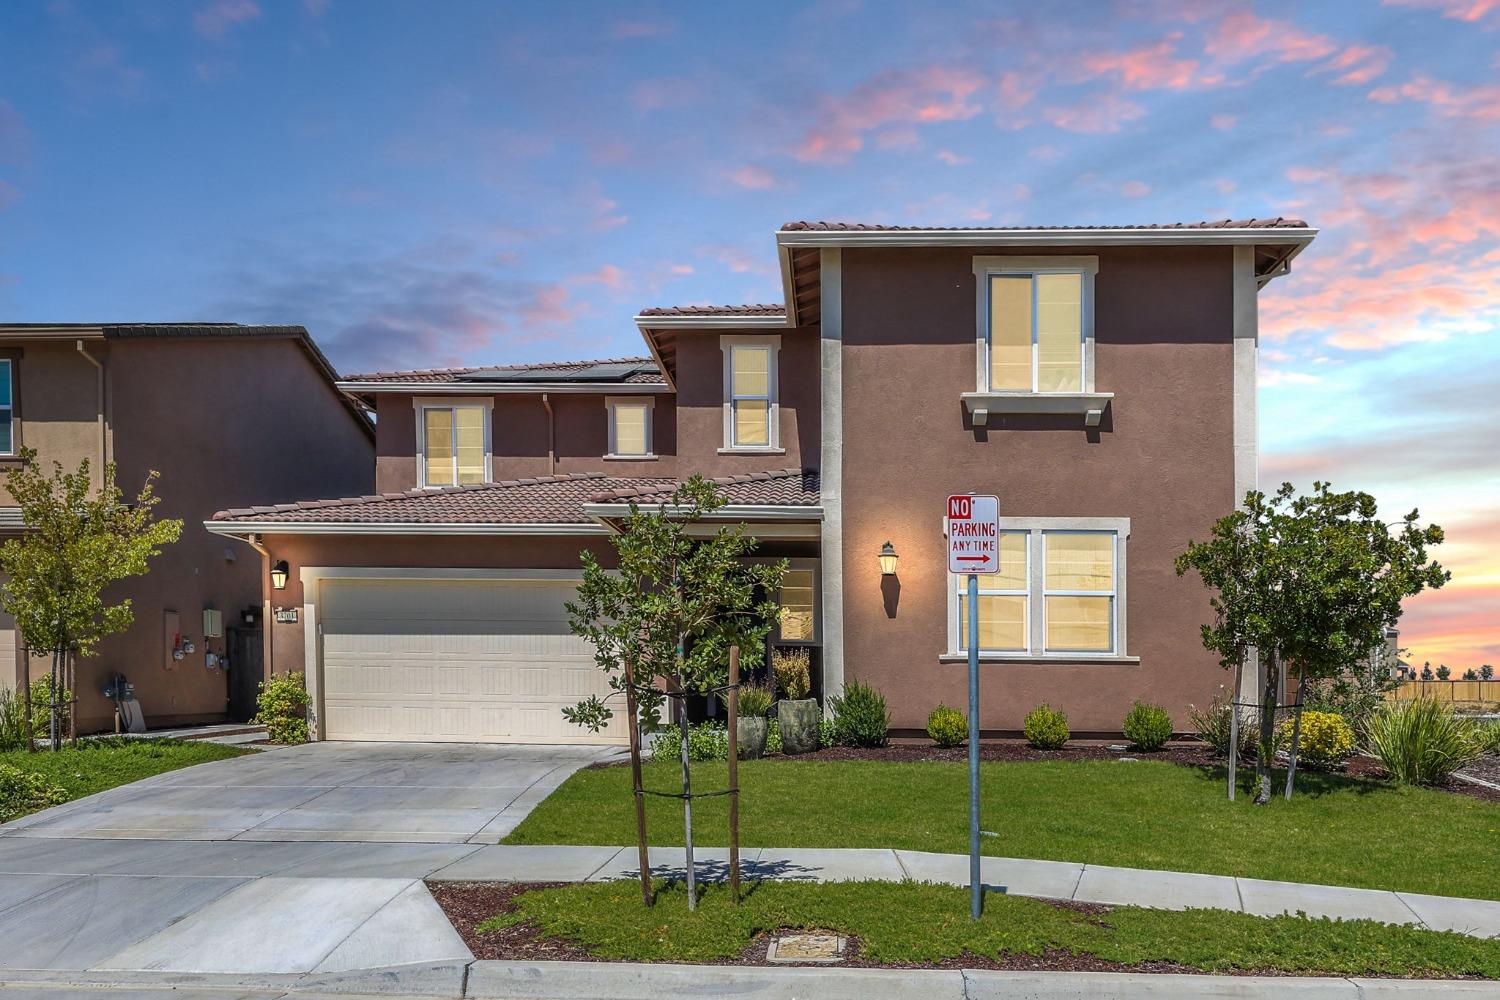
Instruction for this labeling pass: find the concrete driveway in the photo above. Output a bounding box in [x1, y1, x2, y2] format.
[0, 740, 617, 843]
[0, 741, 618, 977]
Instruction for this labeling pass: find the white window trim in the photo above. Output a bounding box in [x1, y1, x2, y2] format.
[944, 516, 1134, 663]
[0, 359, 13, 457]
[720, 334, 782, 452]
[964, 256, 1112, 427]
[604, 395, 655, 460]
[413, 396, 494, 489]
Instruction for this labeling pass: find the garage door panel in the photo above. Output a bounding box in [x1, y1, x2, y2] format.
[319, 578, 624, 745]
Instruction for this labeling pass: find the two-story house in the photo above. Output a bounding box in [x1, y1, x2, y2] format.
[207, 217, 1316, 744]
[0, 324, 374, 734]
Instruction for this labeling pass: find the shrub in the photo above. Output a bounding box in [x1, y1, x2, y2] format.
[254, 672, 310, 744]
[927, 704, 967, 748]
[29, 675, 72, 738]
[0, 689, 27, 752]
[1187, 697, 1259, 758]
[1366, 698, 1482, 785]
[0, 764, 68, 822]
[771, 647, 811, 700]
[819, 716, 836, 749]
[1277, 710, 1356, 770]
[648, 721, 728, 762]
[728, 681, 774, 718]
[766, 719, 783, 755]
[1476, 720, 1500, 756]
[829, 680, 890, 747]
[1123, 701, 1173, 751]
[1023, 704, 1070, 750]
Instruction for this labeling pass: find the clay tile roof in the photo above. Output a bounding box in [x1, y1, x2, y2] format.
[212, 473, 674, 526]
[341, 356, 666, 384]
[636, 304, 786, 318]
[779, 217, 1310, 232]
[212, 469, 820, 527]
[594, 468, 820, 508]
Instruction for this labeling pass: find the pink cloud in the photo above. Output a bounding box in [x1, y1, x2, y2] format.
[611, 18, 674, 39]
[1205, 10, 1338, 64]
[1369, 75, 1500, 122]
[586, 193, 628, 231]
[1213, 177, 1238, 194]
[520, 284, 585, 330]
[1210, 113, 1237, 130]
[1043, 93, 1145, 133]
[1384, 0, 1500, 22]
[1324, 45, 1392, 85]
[571, 264, 626, 290]
[629, 78, 695, 113]
[935, 149, 971, 166]
[194, 0, 261, 39]
[796, 65, 984, 164]
[729, 164, 777, 189]
[1079, 34, 1201, 90]
[1119, 180, 1151, 198]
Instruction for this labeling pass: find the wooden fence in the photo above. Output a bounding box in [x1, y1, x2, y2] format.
[1387, 679, 1499, 705]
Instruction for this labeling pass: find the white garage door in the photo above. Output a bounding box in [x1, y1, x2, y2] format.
[318, 577, 625, 745]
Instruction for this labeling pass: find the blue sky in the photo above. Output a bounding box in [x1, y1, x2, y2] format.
[0, 0, 1496, 667]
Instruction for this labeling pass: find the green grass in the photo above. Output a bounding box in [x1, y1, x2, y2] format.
[477, 879, 1500, 977]
[0, 737, 252, 820]
[504, 757, 1500, 900]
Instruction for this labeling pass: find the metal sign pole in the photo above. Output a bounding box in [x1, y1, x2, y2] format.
[968, 570, 981, 921]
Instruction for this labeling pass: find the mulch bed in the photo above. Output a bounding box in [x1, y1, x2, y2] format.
[426, 880, 1471, 979]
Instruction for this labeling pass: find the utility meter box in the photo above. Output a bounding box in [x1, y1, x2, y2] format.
[202, 608, 224, 639]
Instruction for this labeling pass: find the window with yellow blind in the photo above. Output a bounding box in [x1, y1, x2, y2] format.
[420, 404, 488, 487]
[606, 398, 653, 457]
[1043, 532, 1116, 653]
[947, 519, 1127, 659]
[777, 568, 816, 643]
[721, 336, 780, 450]
[987, 271, 1084, 393]
[954, 531, 1029, 654]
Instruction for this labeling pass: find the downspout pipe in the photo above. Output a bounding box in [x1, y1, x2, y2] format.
[75, 341, 107, 482]
[245, 533, 274, 683]
[542, 393, 556, 475]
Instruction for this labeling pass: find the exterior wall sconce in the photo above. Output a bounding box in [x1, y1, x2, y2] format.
[878, 541, 899, 576]
[270, 560, 289, 590]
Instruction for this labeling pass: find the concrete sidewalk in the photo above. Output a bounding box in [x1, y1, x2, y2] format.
[433, 844, 1500, 939]
[4, 961, 1500, 999]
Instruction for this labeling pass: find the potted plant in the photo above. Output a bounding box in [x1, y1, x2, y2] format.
[726, 680, 774, 759]
[772, 647, 819, 754]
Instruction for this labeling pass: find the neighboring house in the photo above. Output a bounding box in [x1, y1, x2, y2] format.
[0, 324, 373, 733]
[208, 217, 1317, 744]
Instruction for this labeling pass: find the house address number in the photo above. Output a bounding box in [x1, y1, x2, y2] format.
[273, 607, 299, 625]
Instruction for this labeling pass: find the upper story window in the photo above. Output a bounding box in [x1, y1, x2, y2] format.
[721, 335, 781, 451]
[606, 397, 654, 458]
[966, 257, 1105, 425]
[949, 518, 1129, 659]
[416, 399, 490, 487]
[0, 359, 13, 455]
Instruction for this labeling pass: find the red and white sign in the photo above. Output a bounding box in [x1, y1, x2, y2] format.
[947, 494, 1000, 574]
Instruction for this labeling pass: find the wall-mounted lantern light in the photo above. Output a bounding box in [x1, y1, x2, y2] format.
[270, 560, 289, 590]
[878, 541, 899, 576]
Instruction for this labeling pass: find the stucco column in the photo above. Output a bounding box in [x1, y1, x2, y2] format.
[819, 247, 844, 704]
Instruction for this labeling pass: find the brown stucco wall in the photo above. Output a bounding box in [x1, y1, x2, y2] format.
[253, 533, 618, 675]
[838, 245, 1237, 735]
[10, 335, 374, 732]
[0, 341, 106, 505]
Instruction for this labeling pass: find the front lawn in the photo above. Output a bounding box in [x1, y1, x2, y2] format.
[504, 757, 1500, 900]
[0, 737, 253, 821]
[472, 879, 1500, 978]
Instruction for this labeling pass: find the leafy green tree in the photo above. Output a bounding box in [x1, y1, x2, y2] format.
[564, 476, 784, 907]
[1483, 665, 1494, 681]
[0, 450, 181, 749]
[1462, 669, 1479, 681]
[1436, 664, 1451, 680]
[1421, 663, 1434, 681]
[1177, 482, 1446, 804]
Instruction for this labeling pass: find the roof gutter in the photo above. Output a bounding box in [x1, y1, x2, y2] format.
[204, 520, 613, 537]
[773, 226, 1319, 249]
[581, 503, 823, 521]
[336, 381, 669, 395]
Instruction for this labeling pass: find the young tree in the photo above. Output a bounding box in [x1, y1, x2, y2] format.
[1463, 669, 1479, 681]
[563, 476, 784, 908]
[1177, 482, 1446, 804]
[1421, 663, 1434, 681]
[1436, 664, 1451, 680]
[0, 450, 182, 749]
[1483, 665, 1494, 681]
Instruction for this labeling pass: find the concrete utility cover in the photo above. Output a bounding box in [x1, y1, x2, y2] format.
[767, 932, 847, 963]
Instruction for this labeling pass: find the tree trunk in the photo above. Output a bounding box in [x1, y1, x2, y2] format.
[1254, 648, 1279, 805]
[67, 649, 78, 747]
[1283, 666, 1305, 802]
[20, 642, 33, 752]
[1228, 653, 1243, 801]
[49, 646, 61, 752]
[678, 689, 697, 911]
[622, 657, 653, 908]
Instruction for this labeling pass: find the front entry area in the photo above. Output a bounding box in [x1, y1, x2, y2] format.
[316, 575, 626, 745]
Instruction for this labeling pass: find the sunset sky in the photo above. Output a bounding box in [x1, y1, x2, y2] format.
[0, 0, 1495, 669]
